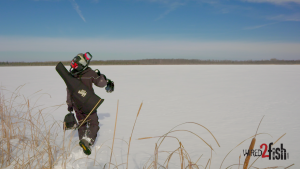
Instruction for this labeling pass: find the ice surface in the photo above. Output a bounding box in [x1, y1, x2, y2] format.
[1, 65, 299, 169]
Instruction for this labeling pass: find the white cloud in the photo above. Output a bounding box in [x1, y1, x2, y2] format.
[242, 0, 300, 4]
[137, 0, 190, 20]
[33, 0, 61, 1]
[1, 37, 300, 60]
[267, 13, 300, 21]
[143, 0, 245, 19]
[143, 0, 175, 3]
[244, 22, 279, 30]
[155, 2, 185, 20]
[69, 0, 86, 22]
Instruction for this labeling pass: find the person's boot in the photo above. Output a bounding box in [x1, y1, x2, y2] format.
[79, 138, 91, 155]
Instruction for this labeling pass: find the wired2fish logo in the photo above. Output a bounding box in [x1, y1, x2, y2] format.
[78, 89, 87, 97]
[243, 143, 289, 160]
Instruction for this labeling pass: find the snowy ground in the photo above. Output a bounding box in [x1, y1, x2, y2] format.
[1, 65, 299, 169]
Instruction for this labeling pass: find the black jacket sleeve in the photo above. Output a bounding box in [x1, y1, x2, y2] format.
[92, 71, 107, 87]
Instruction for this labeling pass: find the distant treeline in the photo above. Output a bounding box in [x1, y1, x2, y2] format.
[1, 59, 300, 66]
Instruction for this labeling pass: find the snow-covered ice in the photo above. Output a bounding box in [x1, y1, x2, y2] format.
[1, 65, 299, 169]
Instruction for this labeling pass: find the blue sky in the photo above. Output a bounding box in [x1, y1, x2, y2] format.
[0, 0, 300, 62]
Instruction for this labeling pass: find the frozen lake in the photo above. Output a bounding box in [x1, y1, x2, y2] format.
[1, 65, 299, 169]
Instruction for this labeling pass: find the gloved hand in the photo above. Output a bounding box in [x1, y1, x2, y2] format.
[95, 69, 101, 76]
[105, 79, 114, 93]
[68, 106, 73, 112]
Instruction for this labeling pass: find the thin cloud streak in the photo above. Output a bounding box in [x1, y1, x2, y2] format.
[69, 0, 86, 22]
[155, 2, 185, 20]
[267, 14, 300, 21]
[244, 22, 279, 30]
[242, 0, 300, 4]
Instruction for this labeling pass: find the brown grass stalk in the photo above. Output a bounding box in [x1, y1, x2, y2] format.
[109, 100, 119, 169]
[126, 102, 143, 169]
[239, 154, 241, 169]
[285, 164, 294, 168]
[243, 137, 256, 169]
[157, 122, 220, 149]
[154, 143, 158, 169]
[204, 159, 210, 169]
[210, 144, 212, 169]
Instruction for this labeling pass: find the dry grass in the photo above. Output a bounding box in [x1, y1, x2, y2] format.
[0, 86, 63, 169]
[0, 86, 85, 169]
[108, 100, 119, 169]
[138, 121, 220, 169]
[0, 87, 295, 169]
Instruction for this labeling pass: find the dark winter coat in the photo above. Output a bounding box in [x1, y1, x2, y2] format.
[66, 67, 107, 112]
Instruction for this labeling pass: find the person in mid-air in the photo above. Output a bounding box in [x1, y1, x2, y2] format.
[66, 52, 114, 155]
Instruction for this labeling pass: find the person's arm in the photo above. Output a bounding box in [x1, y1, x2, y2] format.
[93, 69, 107, 87]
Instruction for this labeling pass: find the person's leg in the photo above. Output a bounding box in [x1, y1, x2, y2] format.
[75, 111, 88, 140]
[86, 111, 100, 145]
[76, 111, 98, 155]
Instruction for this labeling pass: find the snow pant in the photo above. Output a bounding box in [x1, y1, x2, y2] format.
[75, 110, 100, 145]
